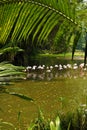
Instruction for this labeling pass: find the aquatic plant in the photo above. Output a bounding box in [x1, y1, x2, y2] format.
[50, 116, 61, 130]
[0, 99, 87, 130]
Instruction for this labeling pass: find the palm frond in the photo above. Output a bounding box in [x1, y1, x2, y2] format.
[0, 0, 78, 46]
[0, 62, 25, 82]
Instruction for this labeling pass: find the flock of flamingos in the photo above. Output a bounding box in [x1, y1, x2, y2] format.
[24, 63, 87, 80]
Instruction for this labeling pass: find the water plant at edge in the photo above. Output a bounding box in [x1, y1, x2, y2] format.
[50, 116, 61, 130]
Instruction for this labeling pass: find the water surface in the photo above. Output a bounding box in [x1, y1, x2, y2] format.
[0, 58, 87, 129]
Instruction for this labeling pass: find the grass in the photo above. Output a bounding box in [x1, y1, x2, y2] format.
[31, 51, 84, 59]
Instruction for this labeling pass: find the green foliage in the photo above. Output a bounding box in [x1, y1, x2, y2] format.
[1, 102, 87, 129]
[0, 46, 23, 55]
[0, 62, 24, 71]
[0, 62, 25, 84]
[50, 116, 61, 130]
[28, 104, 87, 130]
[0, 0, 87, 62]
[28, 123, 37, 130]
[0, 46, 24, 62]
[0, 0, 78, 47]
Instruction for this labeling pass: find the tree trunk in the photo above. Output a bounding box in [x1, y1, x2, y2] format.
[84, 32, 87, 65]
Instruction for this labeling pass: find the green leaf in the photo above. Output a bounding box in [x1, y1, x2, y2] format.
[0, 47, 23, 55]
[50, 116, 61, 130]
[67, 121, 71, 130]
[28, 123, 36, 130]
[50, 121, 56, 130]
[6, 91, 34, 102]
[0, 0, 78, 45]
[55, 116, 61, 130]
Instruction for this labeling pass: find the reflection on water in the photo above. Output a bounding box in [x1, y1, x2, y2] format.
[0, 58, 87, 129]
[25, 62, 87, 81]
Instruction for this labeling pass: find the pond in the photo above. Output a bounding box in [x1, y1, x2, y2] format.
[0, 56, 87, 129]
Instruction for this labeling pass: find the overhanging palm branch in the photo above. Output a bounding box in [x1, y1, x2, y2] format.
[0, 0, 78, 44]
[0, 0, 84, 63]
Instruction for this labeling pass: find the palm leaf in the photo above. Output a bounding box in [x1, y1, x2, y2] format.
[0, 70, 24, 77]
[0, 62, 24, 70]
[54, 20, 70, 44]
[32, 8, 51, 43]
[0, 0, 78, 45]
[1, 0, 85, 62]
[0, 62, 25, 81]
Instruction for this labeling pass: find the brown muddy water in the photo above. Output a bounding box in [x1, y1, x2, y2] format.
[0, 58, 87, 129]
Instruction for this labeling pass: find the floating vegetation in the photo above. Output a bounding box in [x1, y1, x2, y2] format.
[5, 91, 34, 102]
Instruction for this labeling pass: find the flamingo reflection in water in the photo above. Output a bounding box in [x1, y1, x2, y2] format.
[25, 63, 87, 80]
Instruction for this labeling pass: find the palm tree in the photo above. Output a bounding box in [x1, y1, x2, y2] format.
[0, 0, 84, 64]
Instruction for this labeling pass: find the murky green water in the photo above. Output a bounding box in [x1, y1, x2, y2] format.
[0, 58, 87, 129]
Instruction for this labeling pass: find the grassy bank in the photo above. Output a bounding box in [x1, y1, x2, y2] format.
[31, 51, 84, 59]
